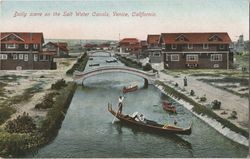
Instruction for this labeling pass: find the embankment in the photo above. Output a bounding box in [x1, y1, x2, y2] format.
[154, 80, 248, 147]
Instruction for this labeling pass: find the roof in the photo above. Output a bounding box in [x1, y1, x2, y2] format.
[160, 32, 232, 44]
[0, 32, 44, 44]
[119, 38, 139, 44]
[44, 42, 69, 52]
[140, 40, 148, 46]
[147, 35, 160, 44]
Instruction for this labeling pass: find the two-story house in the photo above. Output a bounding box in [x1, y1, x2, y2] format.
[119, 38, 141, 55]
[0, 32, 56, 70]
[159, 32, 233, 69]
[147, 34, 162, 63]
[43, 42, 69, 57]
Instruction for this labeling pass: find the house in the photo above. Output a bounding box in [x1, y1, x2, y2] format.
[84, 43, 98, 51]
[147, 34, 162, 63]
[43, 42, 69, 57]
[119, 38, 141, 55]
[0, 32, 56, 70]
[159, 32, 233, 69]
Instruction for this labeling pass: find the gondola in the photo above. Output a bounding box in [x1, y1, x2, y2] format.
[106, 59, 118, 63]
[89, 63, 100, 67]
[162, 101, 177, 113]
[108, 104, 192, 135]
[123, 83, 138, 93]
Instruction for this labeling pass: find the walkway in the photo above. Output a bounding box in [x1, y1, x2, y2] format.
[158, 71, 248, 131]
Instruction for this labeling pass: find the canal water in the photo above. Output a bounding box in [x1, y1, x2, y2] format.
[28, 52, 248, 158]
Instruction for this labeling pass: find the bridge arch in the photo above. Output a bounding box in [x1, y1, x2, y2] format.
[73, 66, 157, 87]
[88, 50, 113, 57]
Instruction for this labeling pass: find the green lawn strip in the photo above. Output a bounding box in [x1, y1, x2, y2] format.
[116, 55, 142, 69]
[66, 53, 89, 75]
[155, 80, 249, 139]
[0, 82, 77, 157]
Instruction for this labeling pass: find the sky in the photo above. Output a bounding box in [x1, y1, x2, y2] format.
[0, 0, 249, 41]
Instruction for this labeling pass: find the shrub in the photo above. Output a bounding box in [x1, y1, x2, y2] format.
[228, 111, 237, 119]
[5, 112, 36, 133]
[51, 79, 67, 90]
[174, 83, 178, 87]
[190, 90, 195, 96]
[35, 92, 58, 109]
[200, 95, 207, 102]
[211, 100, 221, 109]
[142, 63, 152, 71]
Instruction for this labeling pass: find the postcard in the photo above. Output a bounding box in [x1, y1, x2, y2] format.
[0, 0, 249, 158]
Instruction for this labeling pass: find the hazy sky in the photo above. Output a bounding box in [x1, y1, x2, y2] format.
[0, 0, 249, 41]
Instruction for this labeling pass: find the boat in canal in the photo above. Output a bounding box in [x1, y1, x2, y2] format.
[89, 63, 100, 67]
[162, 101, 177, 113]
[123, 83, 138, 93]
[106, 58, 117, 63]
[108, 104, 192, 135]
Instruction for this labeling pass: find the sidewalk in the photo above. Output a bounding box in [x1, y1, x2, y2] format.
[158, 71, 249, 131]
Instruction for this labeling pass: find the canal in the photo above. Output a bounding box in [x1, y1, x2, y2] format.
[28, 52, 248, 158]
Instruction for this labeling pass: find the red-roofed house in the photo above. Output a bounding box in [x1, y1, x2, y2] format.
[0, 32, 56, 70]
[119, 38, 140, 55]
[159, 32, 233, 69]
[43, 42, 69, 57]
[147, 34, 162, 63]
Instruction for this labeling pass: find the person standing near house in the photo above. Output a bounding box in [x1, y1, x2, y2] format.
[184, 76, 187, 87]
[118, 96, 124, 114]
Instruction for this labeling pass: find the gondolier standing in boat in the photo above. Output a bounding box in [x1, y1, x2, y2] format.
[118, 96, 124, 114]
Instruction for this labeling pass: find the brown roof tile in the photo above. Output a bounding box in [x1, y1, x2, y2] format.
[160, 32, 232, 44]
[0, 32, 44, 44]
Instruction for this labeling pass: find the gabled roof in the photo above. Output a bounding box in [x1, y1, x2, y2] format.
[0, 32, 44, 43]
[44, 42, 69, 52]
[147, 35, 160, 44]
[119, 38, 139, 44]
[160, 32, 232, 44]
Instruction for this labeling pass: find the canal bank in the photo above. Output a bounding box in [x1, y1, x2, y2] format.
[154, 80, 248, 147]
[117, 54, 248, 147]
[0, 81, 77, 157]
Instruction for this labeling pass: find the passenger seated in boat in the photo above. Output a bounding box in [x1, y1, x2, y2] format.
[130, 112, 146, 123]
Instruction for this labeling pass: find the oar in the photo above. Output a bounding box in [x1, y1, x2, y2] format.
[112, 110, 118, 124]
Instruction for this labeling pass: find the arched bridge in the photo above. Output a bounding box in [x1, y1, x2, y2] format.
[87, 50, 113, 57]
[73, 66, 157, 87]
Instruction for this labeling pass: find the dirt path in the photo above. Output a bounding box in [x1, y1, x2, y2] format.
[158, 71, 248, 131]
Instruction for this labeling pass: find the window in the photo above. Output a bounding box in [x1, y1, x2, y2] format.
[211, 54, 222, 61]
[0, 54, 8, 60]
[19, 54, 23, 60]
[25, 44, 29, 49]
[219, 44, 225, 49]
[203, 44, 209, 49]
[171, 44, 177, 50]
[6, 44, 16, 49]
[33, 44, 38, 49]
[153, 52, 161, 56]
[171, 54, 179, 61]
[188, 44, 193, 49]
[13, 54, 18, 60]
[165, 54, 169, 61]
[34, 54, 38, 61]
[39, 55, 48, 61]
[24, 54, 29, 61]
[186, 54, 198, 61]
[179, 37, 184, 41]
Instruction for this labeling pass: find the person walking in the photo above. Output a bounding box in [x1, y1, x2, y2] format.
[184, 76, 187, 87]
